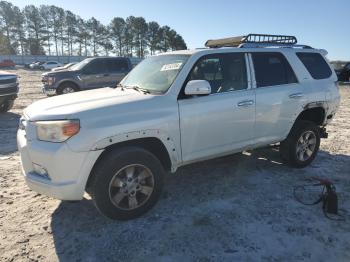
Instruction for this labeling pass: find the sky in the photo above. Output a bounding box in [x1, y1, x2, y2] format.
[7, 0, 350, 60]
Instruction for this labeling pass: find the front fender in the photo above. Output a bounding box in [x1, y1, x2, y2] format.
[91, 129, 180, 172]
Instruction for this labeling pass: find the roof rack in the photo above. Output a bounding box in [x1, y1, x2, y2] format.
[205, 34, 312, 49]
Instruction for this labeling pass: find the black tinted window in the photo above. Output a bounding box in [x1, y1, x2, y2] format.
[106, 59, 129, 73]
[252, 52, 297, 87]
[188, 53, 247, 93]
[296, 52, 332, 79]
[83, 59, 107, 74]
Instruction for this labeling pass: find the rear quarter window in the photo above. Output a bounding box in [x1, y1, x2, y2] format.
[296, 52, 332, 79]
[252, 52, 297, 88]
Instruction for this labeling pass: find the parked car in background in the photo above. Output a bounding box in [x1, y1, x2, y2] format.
[0, 59, 15, 68]
[29, 61, 45, 69]
[38, 61, 63, 70]
[51, 62, 77, 72]
[335, 62, 350, 82]
[18, 34, 340, 220]
[25, 61, 39, 69]
[41, 57, 134, 95]
[0, 70, 19, 112]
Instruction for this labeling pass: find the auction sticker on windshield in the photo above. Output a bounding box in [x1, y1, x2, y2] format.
[160, 62, 183, 71]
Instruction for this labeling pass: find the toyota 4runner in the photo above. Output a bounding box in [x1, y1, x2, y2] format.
[17, 34, 340, 220]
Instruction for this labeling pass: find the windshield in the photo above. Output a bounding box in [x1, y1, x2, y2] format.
[70, 58, 94, 71]
[121, 55, 189, 93]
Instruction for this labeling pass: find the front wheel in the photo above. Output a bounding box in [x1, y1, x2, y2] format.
[280, 120, 320, 168]
[90, 147, 165, 220]
[57, 83, 78, 95]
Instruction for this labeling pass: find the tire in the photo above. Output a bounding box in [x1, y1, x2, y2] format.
[0, 99, 14, 113]
[90, 147, 165, 220]
[280, 120, 320, 168]
[57, 82, 79, 95]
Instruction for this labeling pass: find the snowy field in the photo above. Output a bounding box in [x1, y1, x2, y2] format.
[0, 68, 349, 261]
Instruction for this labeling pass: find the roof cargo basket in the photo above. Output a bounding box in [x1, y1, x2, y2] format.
[205, 34, 311, 49]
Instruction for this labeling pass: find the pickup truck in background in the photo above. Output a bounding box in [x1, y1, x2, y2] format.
[41, 57, 135, 95]
[0, 70, 19, 112]
[335, 62, 350, 82]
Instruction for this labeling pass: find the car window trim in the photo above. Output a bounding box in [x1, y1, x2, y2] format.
[82, 59, 108, 75]
[296, 52, 332, 80]
[178, 52, 250, 100]
[251, 51, 299, 88]
[106, 58, 128, 73]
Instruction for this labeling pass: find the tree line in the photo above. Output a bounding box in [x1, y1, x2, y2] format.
[0, 1, 187, 57]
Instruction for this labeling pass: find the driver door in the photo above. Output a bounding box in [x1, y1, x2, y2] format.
[178, 53, 255, 163]
[80, 59, 110, 89]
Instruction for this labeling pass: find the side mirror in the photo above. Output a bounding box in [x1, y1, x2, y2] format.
[184, 80, 211, 96]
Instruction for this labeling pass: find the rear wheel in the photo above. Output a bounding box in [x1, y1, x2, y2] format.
[280, 120, 320, 168]
[0, 99, 14, 113]
[90, 147, 165, 220]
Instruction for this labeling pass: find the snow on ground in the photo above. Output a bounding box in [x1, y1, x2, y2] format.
[0, 68, 350, 261]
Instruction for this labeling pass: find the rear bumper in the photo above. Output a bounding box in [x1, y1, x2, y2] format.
[17, 127, 102, 200]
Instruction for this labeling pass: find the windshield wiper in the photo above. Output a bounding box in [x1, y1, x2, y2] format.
[116, 83, 125, 90]
[125, 85, 150, 94]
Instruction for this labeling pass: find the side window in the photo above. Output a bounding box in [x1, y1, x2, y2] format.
[106, 59, 129, 73]
[296, 52, 332, 80]
[83, 60, 107, 75]
[187, 53, 247, 94]
[252, 52, 297, 88]
[345, 63, 350, 70]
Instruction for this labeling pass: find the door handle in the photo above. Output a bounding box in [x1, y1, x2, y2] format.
[237, 100, 254, 107]
[289, 93, 303, 99]
[95, 74, 109, 78]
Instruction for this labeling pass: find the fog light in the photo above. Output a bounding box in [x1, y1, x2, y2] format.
[33, 163, 50, 180]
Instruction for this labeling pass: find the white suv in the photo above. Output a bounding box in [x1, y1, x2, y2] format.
[17, 34, 340, 220]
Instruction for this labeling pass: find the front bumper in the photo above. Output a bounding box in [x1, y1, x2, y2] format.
[17, 124, 102, 200]
[0, 83, 19, 97]
[42, 85, 57, 96]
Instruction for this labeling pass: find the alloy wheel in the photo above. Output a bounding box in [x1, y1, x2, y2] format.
[62, 87, 75, 94]
[108, 164, 155, 210]
[296, 130, 317, 162]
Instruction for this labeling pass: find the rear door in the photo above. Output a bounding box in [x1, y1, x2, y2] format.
[178, 52, 255, 163]
[80, 59, 110, 89]
[251, 52, 306, 144]
[105, 58, 130, 86]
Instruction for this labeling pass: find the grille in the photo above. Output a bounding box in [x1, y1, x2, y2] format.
[0, 76, 17, 85]
[0, 85, 18, 95]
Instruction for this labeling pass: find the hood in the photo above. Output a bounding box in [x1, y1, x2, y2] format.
[24, 87, 153, 121]
[43, 69, 77, 77]
[0, 70, 16, 77]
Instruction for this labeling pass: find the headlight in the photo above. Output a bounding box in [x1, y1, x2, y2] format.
[47, 76, 55, 85]
[35, 120, 80, 142]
